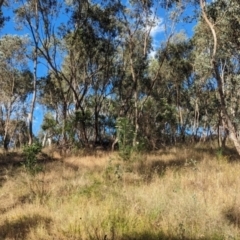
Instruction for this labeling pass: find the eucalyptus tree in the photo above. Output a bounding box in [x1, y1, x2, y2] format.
[62, 1, 121, 146]
[0, 35, 32, 150]
[13, 0, 122, 149]
[13, 0, 44, 145]
[116, 0, 156, 147]
[109, 0, 190, 151]
[192, 0, 240, 153]
[158, 0, 240, 152]
[158, 34, 218, 143]
[46, 0, 122, 148]
[12, 0, 85, 147]
[113, 0, 161, 148]
[38, 73, 73, 146]
[13, 0, 82, 148]
[145, 33, 193, 146]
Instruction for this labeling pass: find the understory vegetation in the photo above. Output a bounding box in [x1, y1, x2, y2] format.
[0, 143, 240, 239]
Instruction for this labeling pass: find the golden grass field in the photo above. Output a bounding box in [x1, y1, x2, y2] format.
[0, 143, 240, 239]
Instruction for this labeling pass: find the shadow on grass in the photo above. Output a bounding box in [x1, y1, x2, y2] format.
[0, 152, 24, 187]
[0, 193, 35, 215]
[223, 205, 240, 228]
[138, 145, 240, 182]
[193, 145, 240, 162]
[220, 146, 240, 162]
[0, 151, 59, 167]
[136, 157, 199, 182]
[92, 230, 219, 240]
[0, 152, 24, 168]
[0, 214, 52, 239]
[0, 151, 60, 185]
[121, 232, 208, 240]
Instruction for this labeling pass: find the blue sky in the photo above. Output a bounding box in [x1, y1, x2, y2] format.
[0, 1, 197, 136]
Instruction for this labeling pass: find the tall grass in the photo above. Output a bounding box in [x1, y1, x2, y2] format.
[0, 144, 240, 239]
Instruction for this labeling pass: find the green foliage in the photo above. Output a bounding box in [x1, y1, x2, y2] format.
[22, 142, 42, 175]
[41, 113, 61, 143]
[116, 116, 149, 160]
[74, 110, 92, 128]
[41, 113, 58, 131]
[116, 117, 134, 160]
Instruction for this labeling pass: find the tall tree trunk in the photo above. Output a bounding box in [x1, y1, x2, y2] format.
[94, 106, 99, 144]
[28, 0, 39, 145]
[3, 133, 9, 151]
[62, 102, 67, 146]
[75, 104, 89, 147]
[130, 53, 139, 147]
[81, 114, 89, 147]
[28, 72, 36, 145]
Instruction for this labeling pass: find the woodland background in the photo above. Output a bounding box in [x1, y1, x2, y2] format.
[0, 0, 239, 155]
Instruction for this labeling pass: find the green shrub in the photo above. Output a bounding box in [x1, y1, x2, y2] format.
[22, 142, 42, 175]
[116, 117, 134, 161]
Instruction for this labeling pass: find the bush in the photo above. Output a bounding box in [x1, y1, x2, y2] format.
[22, 142, 42, 175]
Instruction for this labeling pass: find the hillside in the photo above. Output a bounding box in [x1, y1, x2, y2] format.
[0, 144, 240, 239]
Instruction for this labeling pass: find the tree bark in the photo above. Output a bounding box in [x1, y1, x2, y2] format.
[28, 0, 39, 145]
[130, 59, 139, 147]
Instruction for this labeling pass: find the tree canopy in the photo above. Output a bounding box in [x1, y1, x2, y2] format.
[0, 0, 240, 155]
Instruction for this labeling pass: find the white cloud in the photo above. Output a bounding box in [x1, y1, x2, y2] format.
[150, 18, 164, 38]
[148, 17, 164, 59]
[149, 50, 157, 59]
[145, 14, 164, 59]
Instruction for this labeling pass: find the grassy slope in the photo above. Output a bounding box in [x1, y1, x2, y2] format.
[0, 144, 240, 239]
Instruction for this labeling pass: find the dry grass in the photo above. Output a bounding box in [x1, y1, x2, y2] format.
[0, 144, 240, 239]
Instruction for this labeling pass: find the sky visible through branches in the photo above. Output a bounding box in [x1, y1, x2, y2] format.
[1, 0, 196, 135]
